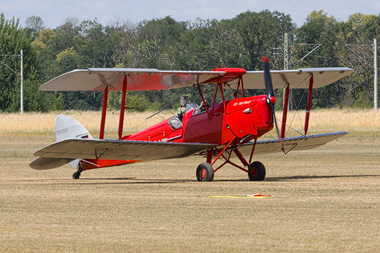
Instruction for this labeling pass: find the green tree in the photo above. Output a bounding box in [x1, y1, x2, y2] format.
[134, 16, 187, 69]
[25, 16, 44, 40]
[0, 13, 55, 112]
[336, 13, 380, 107]
[233, 10, 295, 70]
[76, 19, 116, 68]
[294, 10, 342, 108]
[106, 20, 137, 67]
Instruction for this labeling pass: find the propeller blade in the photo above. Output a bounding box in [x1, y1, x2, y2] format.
[263, 56, 281, 139]
[263, 56, 274, 103]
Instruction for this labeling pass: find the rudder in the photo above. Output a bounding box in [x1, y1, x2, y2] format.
[55, 115, 93, 141]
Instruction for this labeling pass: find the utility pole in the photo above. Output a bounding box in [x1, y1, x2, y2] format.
[374, 39, 378, 110]
[284, 33, 289, 70]
[20, 49, 23, 114]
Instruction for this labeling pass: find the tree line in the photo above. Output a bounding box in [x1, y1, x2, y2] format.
[0, 10, 379, 112]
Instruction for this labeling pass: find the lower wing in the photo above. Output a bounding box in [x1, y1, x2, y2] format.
[237, 132, 347, 156]
[30, 132, 346, 170]
[31, 139, 217, 170]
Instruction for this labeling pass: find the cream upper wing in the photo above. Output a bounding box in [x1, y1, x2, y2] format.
[242, 67, 354, 89]
[39, 68, 225, 91]
[39, 67, 354, 92]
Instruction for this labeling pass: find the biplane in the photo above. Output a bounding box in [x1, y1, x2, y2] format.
[30, 57, 353, 181]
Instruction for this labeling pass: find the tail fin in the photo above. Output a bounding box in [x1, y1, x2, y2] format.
[55, 115, 93, 141]
[55, 115, 93, 168]
[30, 115, 93, 170]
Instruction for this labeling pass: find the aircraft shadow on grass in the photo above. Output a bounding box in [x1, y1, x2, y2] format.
[60, 174, 380, 185]
[63, 178, 194, 185]
[265, 174, 380, 182]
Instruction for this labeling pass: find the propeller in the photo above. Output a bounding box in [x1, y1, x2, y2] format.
[263, 56, 281, 139]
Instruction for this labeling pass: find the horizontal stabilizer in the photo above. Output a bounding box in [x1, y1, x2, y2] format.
[33, 139, 217, 161]
[30, 157, 75, 170]
[237, 132, 347, 156]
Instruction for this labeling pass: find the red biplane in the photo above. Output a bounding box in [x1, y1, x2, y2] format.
[30, 57, 353, 181]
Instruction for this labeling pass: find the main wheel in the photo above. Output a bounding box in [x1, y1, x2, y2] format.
[196, 163, 214, 182]
[248, 161, 266, 181]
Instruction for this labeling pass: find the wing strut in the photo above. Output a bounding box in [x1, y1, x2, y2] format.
[196, 83, 209, 114]
[281, 84, 290, 138]
[304, 74, 314, 136]
[99, 85, 108, 139]
[233, 76, 245, 98]
[118, 75, 128, 139]
[280, 74, 314, 138]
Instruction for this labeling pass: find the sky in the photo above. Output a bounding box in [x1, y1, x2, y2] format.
[1, 0, 380, 28]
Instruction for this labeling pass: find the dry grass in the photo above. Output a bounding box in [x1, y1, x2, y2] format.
[0, 135, 379, 252]
[0, 109, 379, 137]
[0, 111, 172, 137]
[279, 109, 380, 137]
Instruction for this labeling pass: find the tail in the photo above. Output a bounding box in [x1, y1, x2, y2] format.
[30, 115, 93, 170]
[55, 115, 93, 141]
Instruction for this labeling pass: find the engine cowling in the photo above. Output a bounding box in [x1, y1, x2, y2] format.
[225, 95, 273, 139]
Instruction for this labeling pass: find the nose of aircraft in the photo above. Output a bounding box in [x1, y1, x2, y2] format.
[225, 95, 273, 140]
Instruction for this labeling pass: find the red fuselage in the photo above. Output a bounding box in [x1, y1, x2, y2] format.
[127, 95, 273, 145]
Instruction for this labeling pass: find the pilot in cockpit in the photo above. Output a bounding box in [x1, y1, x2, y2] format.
[192, 100, 207, 115]
[177, 96, 189, 121]
[177, 96, 203, 121]
[169, 96, 201, 129]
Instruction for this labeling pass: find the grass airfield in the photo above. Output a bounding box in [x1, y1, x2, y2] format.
[1, 111, 380, 252]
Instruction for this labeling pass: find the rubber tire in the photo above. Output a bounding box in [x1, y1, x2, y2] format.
[196, 163, 214, 182]
[72, 171, 81, 179]
[248, 161, 266, 181]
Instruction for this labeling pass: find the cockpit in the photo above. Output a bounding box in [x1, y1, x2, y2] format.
[168, 97, 203, 130]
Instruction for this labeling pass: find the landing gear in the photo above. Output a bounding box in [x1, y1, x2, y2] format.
[72, 162, 83, 179]
[248, 161, 266, 181]
[197, 144, 267, 182]
[196, 163, 214, 182]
